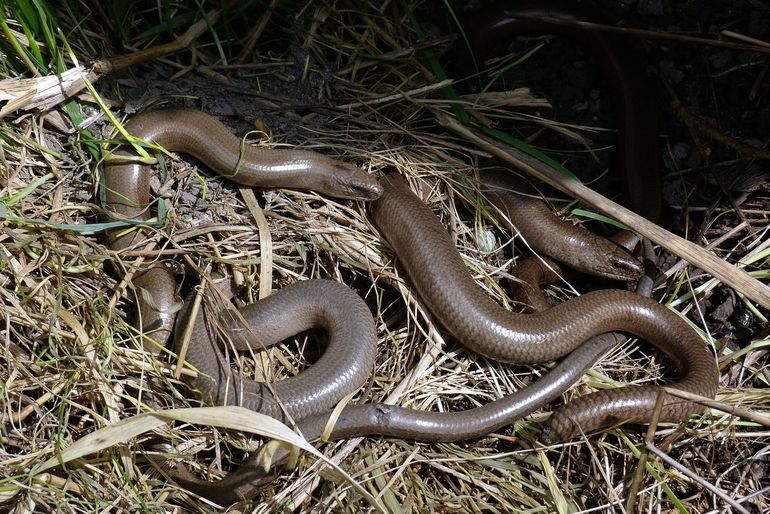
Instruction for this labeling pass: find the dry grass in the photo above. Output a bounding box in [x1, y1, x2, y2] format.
[1, 1, 769, 513]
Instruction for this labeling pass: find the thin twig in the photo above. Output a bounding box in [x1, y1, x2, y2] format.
[507, 12, 770, 55]
[645, 443, 750, 514]
[91, 8, 222, 74]
[626, 389, 667, 513]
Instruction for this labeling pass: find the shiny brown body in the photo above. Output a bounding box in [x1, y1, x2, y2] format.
[165, 173, 716, 505]
[104, 108, 382, 346]
[371, 174, 716, 444]
[102, 108, 716, 505]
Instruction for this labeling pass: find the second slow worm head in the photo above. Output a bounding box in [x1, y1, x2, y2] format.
[478, 170, 644, 281]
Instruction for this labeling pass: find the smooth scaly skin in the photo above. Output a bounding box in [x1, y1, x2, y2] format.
[509, 229, 643, 313]
[165, 173, 716, 506]
[167, 263, 622, 502]
[161, 333, 620, 503]
[176, 280, 377, 421]
[510, 256, 564, 312]
[458, 0, 661, 222]
[104, 108, 382, 347]
[369, 174, 716, 438]
[101, 110, 713, 506]
[479, 170, 643, 281]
